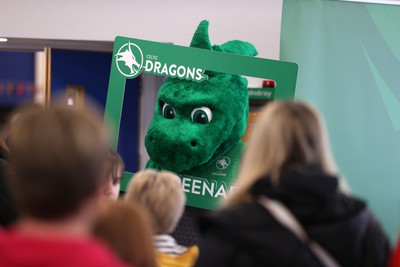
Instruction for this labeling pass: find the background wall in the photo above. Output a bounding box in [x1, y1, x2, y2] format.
[50, 49, 140, 173]
[0, 0, 283, 60]
[0, 51, 35, 106]
[281, 0, 400, 243]
[1, 0, 284, 169]
[50, 50, 112, 108]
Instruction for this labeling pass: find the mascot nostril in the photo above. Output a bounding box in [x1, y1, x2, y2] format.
[149, 136, 154, 142]
[191, 140, 197, 147]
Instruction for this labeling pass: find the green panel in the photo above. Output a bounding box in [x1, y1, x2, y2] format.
[281, 0, 400, 243]
[105, 37, 298, 210]
[248, 87, 275, 100]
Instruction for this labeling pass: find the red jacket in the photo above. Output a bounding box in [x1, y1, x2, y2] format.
[0, 228, 131, 267]
[389, 235, 400, 267]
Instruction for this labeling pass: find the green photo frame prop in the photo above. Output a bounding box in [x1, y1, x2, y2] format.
[105, 36, 298, 209]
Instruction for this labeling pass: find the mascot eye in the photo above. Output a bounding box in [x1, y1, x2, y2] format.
[162, 103, 175, 119]
[191, 107, 212, 124]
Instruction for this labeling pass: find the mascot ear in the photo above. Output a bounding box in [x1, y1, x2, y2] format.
[190, 20, 213, 50]
[220, 40, 258, 57]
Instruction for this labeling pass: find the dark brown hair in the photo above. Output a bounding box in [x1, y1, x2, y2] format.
[104, 148, 124, 185]
[8, 104, 107, 220]
[93, 201, 157, 267]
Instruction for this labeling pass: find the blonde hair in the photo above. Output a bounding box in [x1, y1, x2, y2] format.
[125, 169, 185, 234]
[226, 101, 337, 205]
[93, 201, 157, 267]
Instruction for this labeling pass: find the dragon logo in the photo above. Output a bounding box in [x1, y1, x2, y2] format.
[216, 156, 231, 170]
[115, 42, 143, 78]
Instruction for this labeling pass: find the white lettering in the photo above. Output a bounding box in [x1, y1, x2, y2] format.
[178, 177, 233, 199]
[195, 68, 204, 81]
[191, 179, 201, 195]
[202, 181, 215, 197]
[144, 60, 153, 72]
[214, 184, 227, 198]
[169, 64, 177, 76]
[182, 177, 191, 193]
[177, 66, 186, 78]
[160, 63, 168, 75]
[142, 60, 207, 82]
[153, 61, 162, 74]
[146, 55, 158, 60]
[186, 67, 195, 80]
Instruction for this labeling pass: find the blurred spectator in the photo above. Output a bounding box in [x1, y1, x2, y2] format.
[0, 134, 18, 226]
[125, 170, 199, 267]
[101, 148, 124, 201]
[3, 103, 44, 145]
[196, 101, 390, 267]
[0, 103, 43, 226]
[0, 104, 129, 267]
[93, 201, 157, 267]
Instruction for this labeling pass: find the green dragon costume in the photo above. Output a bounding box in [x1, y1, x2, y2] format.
[145, 20, 257, 208]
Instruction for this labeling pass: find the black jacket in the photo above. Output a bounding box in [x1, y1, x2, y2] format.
[196, 167, 390, 267]
[0, 148, 18, 226]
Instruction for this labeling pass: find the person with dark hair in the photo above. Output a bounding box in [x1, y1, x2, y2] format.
[101, 148, 125, 201]
[196, 101, 390, 267]
[0, 104, 129, 267]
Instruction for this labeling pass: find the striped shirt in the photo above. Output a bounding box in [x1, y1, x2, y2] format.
[153, 235, 188, 256]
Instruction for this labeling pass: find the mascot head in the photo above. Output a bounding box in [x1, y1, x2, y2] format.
[145, 20, 257, 173]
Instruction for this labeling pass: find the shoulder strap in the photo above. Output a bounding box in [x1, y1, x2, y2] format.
[258, 196, 341, 267]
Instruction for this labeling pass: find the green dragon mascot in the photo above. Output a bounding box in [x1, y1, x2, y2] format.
[145, 20, 257, 244]
[145, 19, 257, 176]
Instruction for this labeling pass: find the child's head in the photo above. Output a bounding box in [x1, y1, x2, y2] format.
[125, 169, 185, 234]
[93, 201, 156, 267]
[8, 104, 108, 220]
[101, 148, 124, 201]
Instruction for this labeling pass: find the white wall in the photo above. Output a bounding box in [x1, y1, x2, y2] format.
[1, 0, 283, 59]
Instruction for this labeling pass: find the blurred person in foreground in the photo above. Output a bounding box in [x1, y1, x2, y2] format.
[0, 104, 129, 267]
[101, 148, 124, 201]
[125, 170, 199, 267]
[93, 201, 157, 267]
[196, 101, 390, 267]
[0, 103, 43, 226]
[0, 132, 17, 226]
